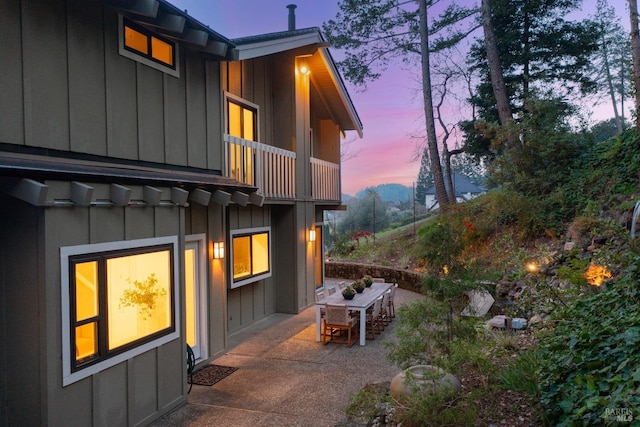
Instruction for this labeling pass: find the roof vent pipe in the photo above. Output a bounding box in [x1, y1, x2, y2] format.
[287, 4, 297, 31]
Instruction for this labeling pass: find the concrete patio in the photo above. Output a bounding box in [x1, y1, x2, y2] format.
[150, 281, 423, 426]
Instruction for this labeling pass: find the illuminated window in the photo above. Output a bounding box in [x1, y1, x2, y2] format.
[230, 227, 271, 288]
[226, 97, 257, 185]
[61, 237, 179, 386]
[118, 16, 179, 77]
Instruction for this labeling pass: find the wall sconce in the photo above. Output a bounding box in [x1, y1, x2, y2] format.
[309, 229, 316, 242]
[213, 241, 225, 259]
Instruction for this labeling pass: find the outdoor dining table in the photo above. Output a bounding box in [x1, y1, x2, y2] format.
[315, 282, 393, 346]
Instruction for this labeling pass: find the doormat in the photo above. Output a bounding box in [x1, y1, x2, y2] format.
[189, 364, 238, 386]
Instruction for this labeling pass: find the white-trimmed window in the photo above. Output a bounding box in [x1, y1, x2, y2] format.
[225, 93, 259, 185]
[61, 236, 180, 386]
[230, 227, 271, 289]
[118, 15, 180, 78]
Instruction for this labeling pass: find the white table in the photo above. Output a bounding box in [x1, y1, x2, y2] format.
[315, 282, 392, 346]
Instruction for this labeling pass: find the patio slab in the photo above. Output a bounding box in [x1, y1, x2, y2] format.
[150, 284, 422, 427]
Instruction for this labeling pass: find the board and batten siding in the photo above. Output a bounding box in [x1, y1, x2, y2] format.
[226, 205, 275, 334]
[0, 185, 187, 426]
[0, 0, 223, 172]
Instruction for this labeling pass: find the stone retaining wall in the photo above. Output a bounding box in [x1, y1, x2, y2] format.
[326, 262, 424, 293]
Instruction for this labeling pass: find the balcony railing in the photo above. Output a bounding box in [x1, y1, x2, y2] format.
[311, 157, 340, 201]
[224, 135, 341, 201]
[224, 134, 296, 199]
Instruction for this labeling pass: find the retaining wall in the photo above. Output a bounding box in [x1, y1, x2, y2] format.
[325, 262, 424, 293]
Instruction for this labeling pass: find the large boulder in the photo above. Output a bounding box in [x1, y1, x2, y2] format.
[390, 365, 461, 397]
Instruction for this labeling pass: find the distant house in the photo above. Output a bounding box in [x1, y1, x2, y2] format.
[0, 1, 361, 425]
[425, 172, 486, 210]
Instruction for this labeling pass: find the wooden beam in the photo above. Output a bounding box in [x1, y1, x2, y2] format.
[143, 185, 163, 206]
[212, 189, 231, 206]
[71, 182, 94, 206]
[182, 28, 209, 47]
[190, 188, 211, 206]
[4, 178, 48, 206]
[110, 184, 131, 206]
[249, 192, 265, 207]
[231, 191, 249, 206]
[171, 187, 189, 205]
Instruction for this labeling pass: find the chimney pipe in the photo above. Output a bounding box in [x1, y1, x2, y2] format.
[287, 4, 297, 31]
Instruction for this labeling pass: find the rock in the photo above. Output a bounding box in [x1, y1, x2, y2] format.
[495, 280, 513, 297]
[564, 241, 576, 251]
[529, 313, 549, 326]
[508, 282, 527, 299]
[390, 365, 461, 397]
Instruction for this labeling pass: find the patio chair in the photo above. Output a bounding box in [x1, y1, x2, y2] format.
[365, 298, 383, 340]
[388, 283, 398, 318]
[326, 285, 337, 295]
[323, 303, 359, 347]
[380, 292, 391, 327]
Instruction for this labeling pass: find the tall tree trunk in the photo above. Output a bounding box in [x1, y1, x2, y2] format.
[419, 0, 448, 207]
[629, 0, 640, 130]
[601, 29, 623, 133]
[481, 0, 512, 125]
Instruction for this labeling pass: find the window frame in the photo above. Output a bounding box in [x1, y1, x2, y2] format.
[224, 93, 259, 185]
[61, 236, 180, 386]
[118, 15, 180, 78]
[224, 92, 259, 141]
[230, 227, 272, 289]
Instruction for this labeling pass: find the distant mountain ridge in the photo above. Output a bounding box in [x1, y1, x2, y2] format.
[353, 183, 413, 203]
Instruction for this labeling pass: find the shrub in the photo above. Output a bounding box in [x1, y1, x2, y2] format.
[534, 259, 640, 425]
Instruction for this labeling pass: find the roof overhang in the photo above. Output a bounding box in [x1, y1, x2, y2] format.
[233, 28, 363, 138]
[0, 150, 257, 198]
[102, 0, 239, 60]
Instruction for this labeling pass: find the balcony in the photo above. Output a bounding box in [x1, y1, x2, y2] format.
[224, 134, 341, 202]
[224, 134, 296, 199]
[310, 157, 340, 201]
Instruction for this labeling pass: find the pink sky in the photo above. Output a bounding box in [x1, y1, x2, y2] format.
[170, 0, 628, 195]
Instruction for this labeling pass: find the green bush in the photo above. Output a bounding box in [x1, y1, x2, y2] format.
[534, 261, 640, 425]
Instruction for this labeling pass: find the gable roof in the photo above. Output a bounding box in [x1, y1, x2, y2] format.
[425, 172, 486, 197]
[232, 28, 363, 138]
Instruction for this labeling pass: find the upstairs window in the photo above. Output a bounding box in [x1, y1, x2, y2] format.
[226, 95, 258, 185]
[119, 16, 179, 77]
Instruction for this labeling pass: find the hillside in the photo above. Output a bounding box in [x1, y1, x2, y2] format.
[330, 130, 640, 426]
[355, 183, 412, 204]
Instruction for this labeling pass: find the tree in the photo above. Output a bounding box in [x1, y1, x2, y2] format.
[468, 0, 599, 119]
[465, 0, 600, 164]
[323, 0, 477, 208]
[415, 147, 433, 205]
[488, 97, 583, 197]
[481, 0, 512, 126]
[629, 0, 640, 130]
[591, 0, 631, 133]
[337, 190, 389, 235]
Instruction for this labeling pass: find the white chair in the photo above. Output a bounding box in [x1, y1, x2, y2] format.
[326, 285, 337, 296]
[323, 304, 359, 347]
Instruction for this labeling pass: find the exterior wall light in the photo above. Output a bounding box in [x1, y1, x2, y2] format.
[309, 229, 316, 242]
[213, 241, 225, 259]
